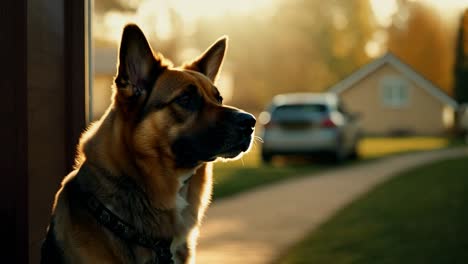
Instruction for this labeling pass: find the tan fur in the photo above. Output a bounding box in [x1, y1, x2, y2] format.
[42, 24, 254, 264]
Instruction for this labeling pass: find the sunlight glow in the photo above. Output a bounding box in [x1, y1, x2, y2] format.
[99, 0, 172, 42]
[171, 0, 275, 23]
[332, 8, 348, 30]
[365, 30, 388, 58]
[95, 0, 277, 44]
[370, 0, 468, 27]
[369, 0, 399, 27]
[420, 0, 468, 12]
[365, 40, 383, 58]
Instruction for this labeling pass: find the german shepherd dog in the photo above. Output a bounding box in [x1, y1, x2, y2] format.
[41, 24, 256, 264]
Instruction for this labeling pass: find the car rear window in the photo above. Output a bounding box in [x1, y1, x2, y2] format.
[271, 104, 328, 120]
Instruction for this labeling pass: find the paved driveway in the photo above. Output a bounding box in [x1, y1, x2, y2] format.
[196, 147, 468, 264]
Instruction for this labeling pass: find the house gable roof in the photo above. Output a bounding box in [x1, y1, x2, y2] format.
[328, 52, 458, 108]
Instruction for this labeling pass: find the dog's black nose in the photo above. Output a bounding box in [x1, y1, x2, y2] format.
[235, 112, 256, 129]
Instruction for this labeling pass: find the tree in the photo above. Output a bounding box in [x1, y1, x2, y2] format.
[191, 0, 377, 111]
[454, 9, 468, 103]
[387, 1, 452, 94]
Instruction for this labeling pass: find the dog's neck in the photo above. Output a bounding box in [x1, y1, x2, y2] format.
[175, 171, 193, 212]
[76, 162, 193, 239]
[81, 110, 196, 211]
[77, 112, 198, 246]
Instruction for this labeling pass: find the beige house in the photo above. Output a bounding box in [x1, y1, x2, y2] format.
[329, 53, 458, 135]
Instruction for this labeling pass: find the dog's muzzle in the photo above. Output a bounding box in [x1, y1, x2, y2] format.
[228, 111, 256, 152]
[172, 109, 256, 167]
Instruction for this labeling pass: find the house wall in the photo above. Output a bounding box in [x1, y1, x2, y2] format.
[340, 64, 450, 135]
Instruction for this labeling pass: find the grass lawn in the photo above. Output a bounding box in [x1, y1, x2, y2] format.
[212, 145, 325, 199]
[212, 162, 323, 199]
[211, 137, 456, 200]
[358, 137, 451, 159]
[275, 156, 468, 264]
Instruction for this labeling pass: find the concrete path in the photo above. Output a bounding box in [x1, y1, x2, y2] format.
[195, 147, 468, 264]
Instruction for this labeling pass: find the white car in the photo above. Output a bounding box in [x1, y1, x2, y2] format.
[259, 93, 362, 163]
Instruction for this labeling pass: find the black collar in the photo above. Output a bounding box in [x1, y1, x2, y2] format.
[69, 166, 174, 263]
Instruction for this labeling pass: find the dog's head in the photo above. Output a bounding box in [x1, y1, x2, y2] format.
[113, 24, 255, 169]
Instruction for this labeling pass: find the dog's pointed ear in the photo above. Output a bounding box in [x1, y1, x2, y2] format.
[114, 24, 163, 99]
[184, 36, 227, 82]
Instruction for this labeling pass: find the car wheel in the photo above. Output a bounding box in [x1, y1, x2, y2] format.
[333, 145, 346, 163]
[348, 144, 359, 160]
[332, 134, 347, 163]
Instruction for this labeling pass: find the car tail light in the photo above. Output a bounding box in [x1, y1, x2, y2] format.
[320, 118, 336, 128]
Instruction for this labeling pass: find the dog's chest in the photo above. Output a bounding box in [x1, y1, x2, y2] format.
[170, 172, 193, 263]
[175, 172, 192, 215]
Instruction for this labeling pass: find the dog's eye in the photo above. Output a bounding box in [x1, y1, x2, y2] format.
[217, 95, 223, 104]
[174, 85, 202, 111]
[175, 93, 191, 107]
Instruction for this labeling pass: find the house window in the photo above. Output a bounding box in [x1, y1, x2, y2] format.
[380, 75, 409, 107]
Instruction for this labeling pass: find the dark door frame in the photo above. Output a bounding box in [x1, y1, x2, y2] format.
[1, 2, 28, 263]
[64, 0, 86, 170]
[1, 1, 86, 263]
